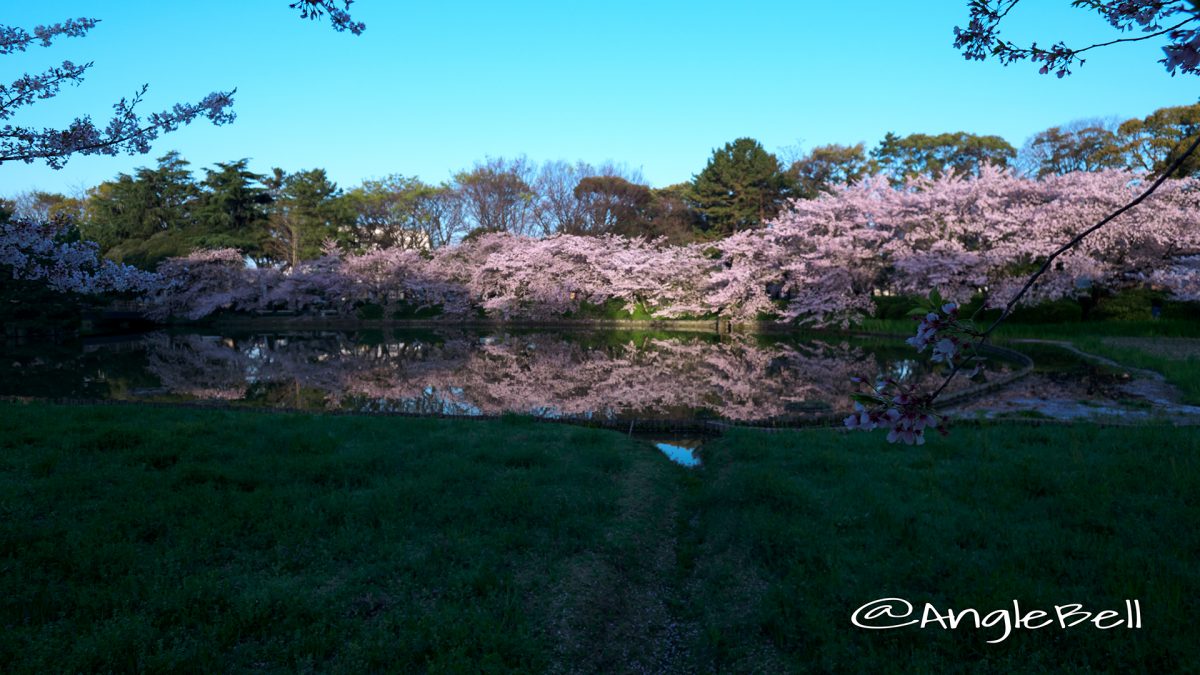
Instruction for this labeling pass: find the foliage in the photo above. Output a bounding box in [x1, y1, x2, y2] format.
[1119, 102, 1200, 177]
[870, 131, 1016, 183]
[84, 152, 202, 268]
[344, 174, 451, 251]
[263, 168, 354, 269]
[788, 143, 875, 198]
[1017, 118, 1126, 177]
[689, 138, 795, 234]
[194, 160, 272, 258]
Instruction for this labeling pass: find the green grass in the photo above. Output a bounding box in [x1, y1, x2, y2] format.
[2, 403, 1199, 672]
[1069, 336, 1200, 405]
[0, 404, 682, 673]
[683, 425, 1200, 673]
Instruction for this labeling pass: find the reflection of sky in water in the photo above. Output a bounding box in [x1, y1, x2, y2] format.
[655, 443, 701, 467]
[889, 359, 917, 382]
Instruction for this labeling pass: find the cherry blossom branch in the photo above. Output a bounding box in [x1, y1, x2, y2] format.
[955, 1, 1200, 76]
[0, 61, 92, 120]
[288, 0, 366, 35]
[0, 18, 98, 55]
[0, 86, 236, 169]
[847, 130, 1200, 444]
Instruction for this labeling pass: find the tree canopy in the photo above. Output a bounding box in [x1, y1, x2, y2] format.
[870, 131, 1016, 183]
[690, 138, 794, 235]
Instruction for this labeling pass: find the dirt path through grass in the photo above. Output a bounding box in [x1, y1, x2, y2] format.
[546, 445, 696, 674]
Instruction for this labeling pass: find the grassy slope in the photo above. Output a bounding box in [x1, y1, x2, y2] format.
[2, 403, 1199, 673]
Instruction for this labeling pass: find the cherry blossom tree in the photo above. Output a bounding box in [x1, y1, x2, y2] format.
[839, 0, 1200, 444]
[0, 218, 158, 295]
[133, 330, 988, 422]
[145, 168, 1200, 332]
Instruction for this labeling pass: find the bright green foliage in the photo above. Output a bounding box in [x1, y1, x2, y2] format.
[689, 138, 795, 235]
[789, 142, 875, 197]
[871, 131, 1016, 183]
[1118, 102, 1200, 178]
[344, 174, 452, 251]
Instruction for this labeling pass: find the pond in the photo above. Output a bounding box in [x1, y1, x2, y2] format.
[1, 328, 1015, 424]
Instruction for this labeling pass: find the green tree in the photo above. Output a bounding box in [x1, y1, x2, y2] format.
[870, 131, 1015, 183]
[265, 168, 353, 268]
[1018, 120, 1125, 177]
[647, 184, 702, 244]
[194, 160, 272, 259]
[83, 151, 201, 268]
[788, 143, 875, 198]
[1118, 102, 1200, 178]
[690, 138, 794, 235]
[345, 175, 454, 251]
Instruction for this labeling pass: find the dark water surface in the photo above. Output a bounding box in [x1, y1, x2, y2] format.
[2, 329, 1012, 423]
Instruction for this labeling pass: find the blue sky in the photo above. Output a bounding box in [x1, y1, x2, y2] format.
[4, 1, 1197, 195]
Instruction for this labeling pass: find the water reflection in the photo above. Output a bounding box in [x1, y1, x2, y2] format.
[2, 329, 1009, 423]
[653, 440, 703, 467]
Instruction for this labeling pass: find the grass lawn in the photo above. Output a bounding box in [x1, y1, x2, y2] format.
[1, 402, 1198, 673]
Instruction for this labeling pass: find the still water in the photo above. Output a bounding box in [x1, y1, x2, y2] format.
[2, 329, 1009, 423]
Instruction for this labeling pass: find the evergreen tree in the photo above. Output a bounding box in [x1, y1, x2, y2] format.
[195, 160, 272, 259]
[265, 168, 353, 268]
[690, 138, 794, 235]
[83, 151, 201, 268]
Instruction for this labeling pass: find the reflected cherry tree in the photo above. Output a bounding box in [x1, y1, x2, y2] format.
[134, 331, 1003, 421]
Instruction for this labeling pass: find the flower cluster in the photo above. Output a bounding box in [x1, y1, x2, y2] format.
[0, 219, 160, 295]
[906, 302, 969, 366]
[844, 376, 946, 445]
[288, 0, 365, 35]
[846, 294, 991, 444]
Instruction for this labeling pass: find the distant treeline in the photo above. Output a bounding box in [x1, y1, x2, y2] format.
[5, 102, 1198, 271]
